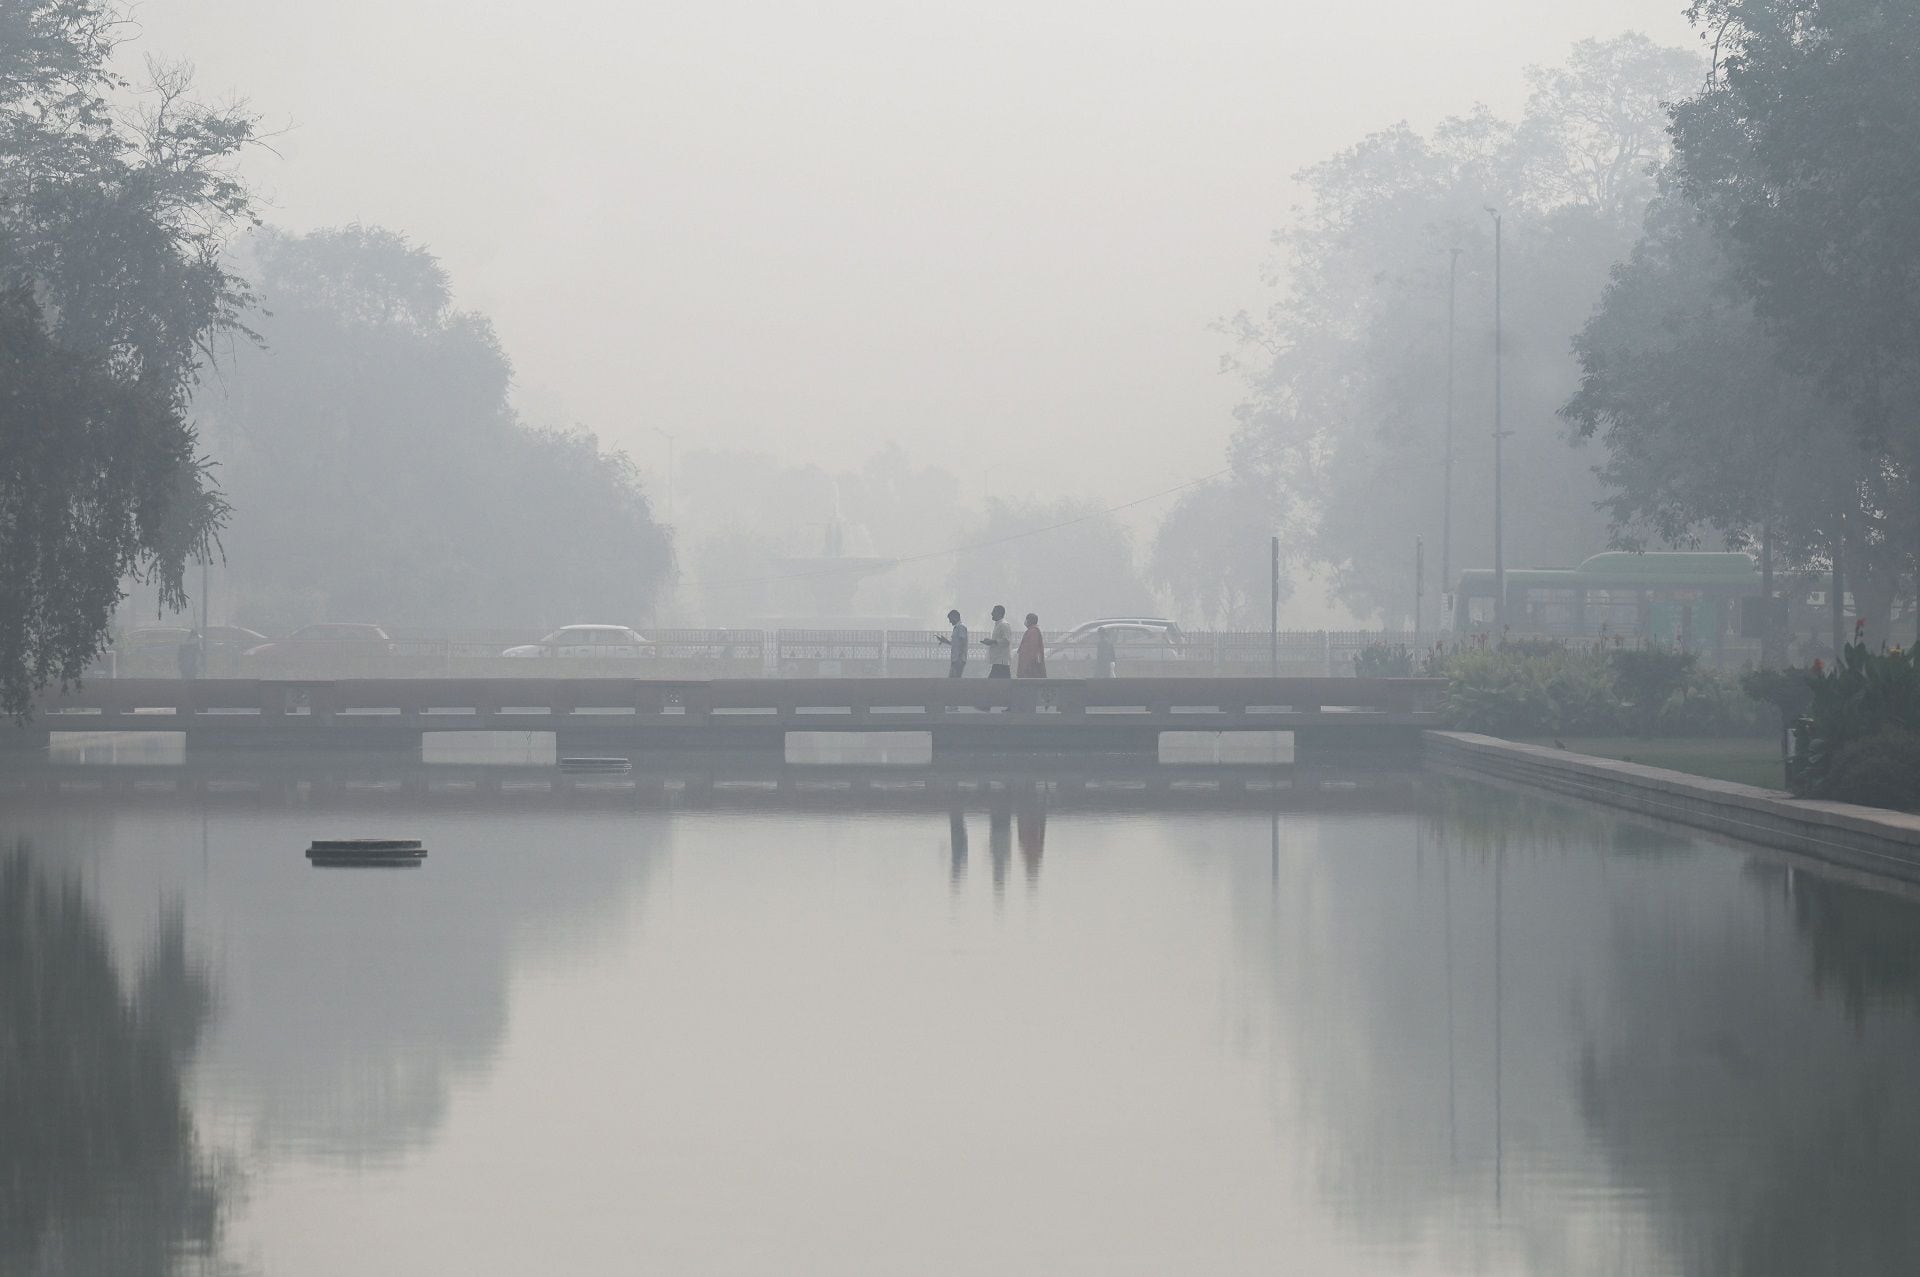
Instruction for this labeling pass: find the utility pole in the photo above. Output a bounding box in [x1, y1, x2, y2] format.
[1415, 535, 1425, 639]
[1270, 534, 1280, 677]
[1485, 209, 1507, 635]
[1443, 247, 1460, 622]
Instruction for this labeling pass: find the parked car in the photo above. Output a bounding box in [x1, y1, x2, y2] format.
[1048, 618, 1185, 662]
[243, 623, 396, 662]
[502, 625, 649, 658]
[116, 624, 268, 676]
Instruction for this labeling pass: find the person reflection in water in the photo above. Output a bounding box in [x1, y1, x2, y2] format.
[948, 807, 968, 890]
[1017, 788, 1047, 889]
[989, 795, 1013, 897]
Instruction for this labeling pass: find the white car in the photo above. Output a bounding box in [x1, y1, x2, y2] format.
[1048, 619, 1185, 662]
[502, 625, 648, 658]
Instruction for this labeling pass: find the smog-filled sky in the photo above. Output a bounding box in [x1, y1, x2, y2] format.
[138, 0, 1693, 508]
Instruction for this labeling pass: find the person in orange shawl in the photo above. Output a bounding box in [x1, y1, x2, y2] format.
[1017, 613, 1047, 678]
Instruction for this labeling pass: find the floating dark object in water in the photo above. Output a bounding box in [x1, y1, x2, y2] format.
[307, 838, 427, 867]
[559, 756, 632, 773]
[308, 856, 423, 869]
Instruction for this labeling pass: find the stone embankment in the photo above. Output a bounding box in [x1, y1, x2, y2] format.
[1426, 731, 1920, 882]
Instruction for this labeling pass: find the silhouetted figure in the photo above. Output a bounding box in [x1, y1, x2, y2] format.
[1096, 628, 1118, 679]
[1017, 789, 1047, 888]
[1018, 613, 1046, 678]
[983, 604, 1013, 678]
[936, 609, 968, 678]
[989, 797, 1013, 897]
[177, 629, 202, 680]
[948, 808, 968, 890]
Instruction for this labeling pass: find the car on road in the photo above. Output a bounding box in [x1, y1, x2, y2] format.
[243, 623, 396, 662]
[502, 625, 649, 658]
[1047, 618, 1185, 663]
[116, 625, 268, 676]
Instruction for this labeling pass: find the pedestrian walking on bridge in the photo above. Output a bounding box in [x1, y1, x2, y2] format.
[936, 610, 969, 678]
[983, 605, 1014, 679]
[1017, 613, 1046, 678]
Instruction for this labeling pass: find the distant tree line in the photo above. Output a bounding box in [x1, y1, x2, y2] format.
[202, 226, 672, 633]
[0, 1, 671, 714]
[1211, 15, 1919, 652]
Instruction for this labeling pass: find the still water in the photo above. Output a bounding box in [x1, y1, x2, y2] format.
[4, 748, 1920, 1276]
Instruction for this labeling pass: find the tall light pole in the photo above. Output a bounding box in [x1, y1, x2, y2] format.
[651, 426, 676, 525]
[1443, 247, 1460, 619]
[1485, 209, 1506, 635]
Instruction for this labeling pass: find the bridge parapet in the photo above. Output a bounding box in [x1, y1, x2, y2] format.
[19, 676, 1447, 753]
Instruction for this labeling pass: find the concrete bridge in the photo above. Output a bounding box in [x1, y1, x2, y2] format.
[11, 676, 1448, 758]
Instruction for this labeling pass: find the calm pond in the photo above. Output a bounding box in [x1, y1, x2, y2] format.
[4, 747, 1919, 1276]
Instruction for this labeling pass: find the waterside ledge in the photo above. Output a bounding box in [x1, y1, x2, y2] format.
[1424, 730, 1920, 882]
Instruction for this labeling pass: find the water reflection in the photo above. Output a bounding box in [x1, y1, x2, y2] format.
[9, 756, 1920, 1274]
[947, 807, 968, 890]
[0, 842, 234, 1277]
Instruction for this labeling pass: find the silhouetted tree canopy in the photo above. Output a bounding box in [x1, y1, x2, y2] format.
[1222, 36, 1700, 622]
[0, 0, 259, 716]
[202, 225, 673, 631]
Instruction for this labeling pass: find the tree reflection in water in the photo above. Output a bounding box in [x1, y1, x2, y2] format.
[0, 842, 238, 1277]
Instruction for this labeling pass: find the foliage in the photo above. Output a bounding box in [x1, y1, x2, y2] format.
[1149, 476, 1287, 627]
[1222, 36, 1699, 622]
[0, 0, 260, 716]
[1670, 0, 1920, 617]
[1788, 643, 1920, 806]
[1435, 640, 1768, 739]
[1740, 666, 1812, 729]
[1610, 648, 1697, 736]
[1352, 643, 1413, 678]
[201, 226, 673, 630]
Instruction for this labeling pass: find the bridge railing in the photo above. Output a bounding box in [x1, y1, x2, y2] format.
[107, 624, 1677, 681]
[26, 676, 1450, 728]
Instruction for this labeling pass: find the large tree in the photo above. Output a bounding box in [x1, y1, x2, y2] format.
[0, 1, 259, 716]
[1564, 192, 1901, 650]
[201, 226, 673, 631]
[1223, 36, 1699, 623]
[1671, 0, 1920, 586]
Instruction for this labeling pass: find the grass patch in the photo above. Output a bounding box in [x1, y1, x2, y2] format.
[1520, 736, 1786, 790]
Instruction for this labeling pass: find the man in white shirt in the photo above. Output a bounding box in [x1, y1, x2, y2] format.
[936, 609, 968, 677]
[983, 604, 1013, 679]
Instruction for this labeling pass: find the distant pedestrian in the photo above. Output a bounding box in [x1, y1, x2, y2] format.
[1017, 613, 1046, 678]
[1095, 627, 1117, 679]
[178, 629, 202, 681]
[936, 609, 969, 678]
[983, 604, 1013, 679]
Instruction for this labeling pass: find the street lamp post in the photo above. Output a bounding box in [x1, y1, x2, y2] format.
[1485, 209, 1506, 635]
[1443, 247, 1460, 621]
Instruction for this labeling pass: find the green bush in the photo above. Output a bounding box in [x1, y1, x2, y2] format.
[1815, 729, 1920, 812]
[1433, 640, 1770, 740]
[1353, 643, 1415, 677]
[1788, 643, 1920, 806]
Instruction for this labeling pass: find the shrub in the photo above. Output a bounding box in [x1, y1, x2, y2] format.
[1789, 643, 1920, 805]
[1815, 729, 1920, 812]
[1353, 643, 1414, 677]
[1431, 641, 1773, 740]
[1610, 649, 1697, 737]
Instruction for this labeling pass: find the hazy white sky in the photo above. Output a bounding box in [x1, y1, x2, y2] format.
[141, 0, 1696, 512]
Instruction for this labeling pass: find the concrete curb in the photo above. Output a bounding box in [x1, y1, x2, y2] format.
[1424, 731, 1920, 882]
